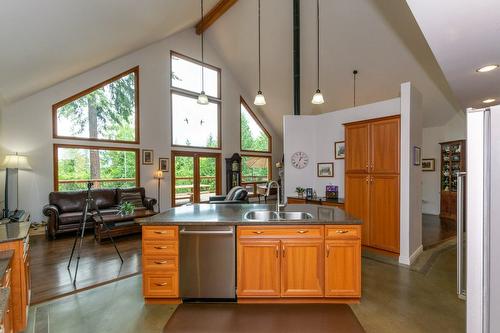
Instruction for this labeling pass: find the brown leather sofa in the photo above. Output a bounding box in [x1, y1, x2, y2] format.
[43, 187, 157, 239]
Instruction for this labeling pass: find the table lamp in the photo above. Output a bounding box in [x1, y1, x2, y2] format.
[1, 153, 32, 218]
[154, 170, 164, 213]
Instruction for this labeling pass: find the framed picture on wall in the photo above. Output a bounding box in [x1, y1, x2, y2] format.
[159, 158, 169, 172]
[317, 162, 334, 177]
[422, 158, 435, 172]
[334, 141, 345, 159]
[142, 149, 153, 165]
[413, 146, 421, 166]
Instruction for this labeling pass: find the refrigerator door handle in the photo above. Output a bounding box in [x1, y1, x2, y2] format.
[457, 171, 467, 300]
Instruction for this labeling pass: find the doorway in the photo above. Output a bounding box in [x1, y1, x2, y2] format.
[171, 151, 222, 206]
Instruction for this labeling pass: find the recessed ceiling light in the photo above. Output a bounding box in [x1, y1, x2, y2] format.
[477, 65, 499, 73]
[483, 98, 496, 104]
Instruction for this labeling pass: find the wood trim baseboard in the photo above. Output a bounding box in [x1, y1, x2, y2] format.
[237, 298, 360, 304]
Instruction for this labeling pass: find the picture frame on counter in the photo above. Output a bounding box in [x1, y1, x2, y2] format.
[317, 162, 334, 177]
[142, 149, 153, 165]
[334, 141, 345, 159]
[422, 158, 436, 172]
[159, 158, 169, 172]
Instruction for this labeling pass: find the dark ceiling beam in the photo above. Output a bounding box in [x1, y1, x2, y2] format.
[195, 0, 238, 35]
[293, 0, 300, 115]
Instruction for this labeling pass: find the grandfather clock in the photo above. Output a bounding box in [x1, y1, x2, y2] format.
[225, 153, 241, 194]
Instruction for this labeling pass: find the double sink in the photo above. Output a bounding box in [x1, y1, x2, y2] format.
[243, 210, 313, 221]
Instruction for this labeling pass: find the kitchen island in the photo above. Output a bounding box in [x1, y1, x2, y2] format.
[136, 204, 362, 304]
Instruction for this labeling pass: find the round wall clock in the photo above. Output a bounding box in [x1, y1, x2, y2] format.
[291, 151, 309, 169]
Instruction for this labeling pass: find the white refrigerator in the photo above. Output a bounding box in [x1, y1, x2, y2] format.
[466, 105, 499, 333]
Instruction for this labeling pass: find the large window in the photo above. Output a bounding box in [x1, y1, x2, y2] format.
[53, 67, 139, 143]
[171, 52, 221, 149]
[54, 144, 139, 191]
[241, 155, 271, 195]
[240, 97, 271, 153]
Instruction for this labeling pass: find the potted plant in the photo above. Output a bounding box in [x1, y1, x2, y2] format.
[295, 187, 305, 198]
[118, 201, 135, 216]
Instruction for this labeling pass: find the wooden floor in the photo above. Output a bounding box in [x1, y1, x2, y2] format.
[422, 214, 456, 249]
[30, 232, 142, 304]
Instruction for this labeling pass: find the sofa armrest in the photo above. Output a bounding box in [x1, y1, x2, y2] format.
[143, 197, 157, 211]
[209, 195, 226, 202]
[43, 204, 60, 240]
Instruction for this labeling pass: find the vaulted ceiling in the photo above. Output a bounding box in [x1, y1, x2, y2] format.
[1, 0, 463, 138]
[0, 0, 218, 104]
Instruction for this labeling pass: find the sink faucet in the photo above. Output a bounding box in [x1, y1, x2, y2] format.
[266, 180, 286, 213]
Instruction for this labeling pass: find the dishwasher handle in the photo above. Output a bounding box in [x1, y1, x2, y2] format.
[179, 227, 234, 235]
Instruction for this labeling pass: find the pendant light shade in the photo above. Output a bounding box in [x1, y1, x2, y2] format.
[311, 0, 324, 105]
[198, 0, 209, 105]
[311, 89, 325, 104]
[254, 0, 266, 106]
[254, 91, 266, 106]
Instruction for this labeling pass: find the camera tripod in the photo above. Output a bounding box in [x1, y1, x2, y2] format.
[68, 182, 123, 285]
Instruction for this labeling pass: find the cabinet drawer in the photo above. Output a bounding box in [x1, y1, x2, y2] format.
[143, 273, 178, 298]
[143, 256, 178, 272]
[143, 241, 178, 256]
[142, 226, 178, 241]
[325, 226, 361, 240]
[238, 226, 323, 239]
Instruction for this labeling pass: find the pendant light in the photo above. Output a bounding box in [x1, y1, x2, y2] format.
[197, 0, 209, 105]
[254, 0, 266, 106]
[311, 0, 324, 105]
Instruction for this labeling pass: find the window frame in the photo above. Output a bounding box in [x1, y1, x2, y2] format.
[170, 51, 222, 150]
[240, 154, 272, 197]
[53, 143, 140, 191]
[52, 66, 140, 144]
[240, 97, 272, 153]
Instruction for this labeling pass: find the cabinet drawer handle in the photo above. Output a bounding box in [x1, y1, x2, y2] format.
[154, 231, 168, 234]
[253, 231, 264, 234]
[282, 245, 286, 258]
[275, 245, 279, 258]
[154, 282, 168, 286]
[297, 230, 308, 234]
[154, 260, 168, 264]
[154, 246, 168, 249]
[326, 244, 330, 257]
[336, 230, 349, 234]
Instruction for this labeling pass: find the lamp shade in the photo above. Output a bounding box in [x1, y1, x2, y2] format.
[254, 91, 266, 106]
[197, 91, 209, 105]
[311, 89, 325, 105]
[1, 153, 32, 170]
[154, 170, 164, 179]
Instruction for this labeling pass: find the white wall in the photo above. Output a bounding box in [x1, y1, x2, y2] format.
[399, 82, 423, 265]
[284, 82, 423, 265]
[0, 28, 282, 222]
[283, 98, 401, 197]
[421, 112, 466, 214]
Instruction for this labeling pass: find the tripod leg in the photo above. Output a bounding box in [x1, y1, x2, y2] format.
[73, 206, 89, 285]
[94, 205, 124, 263]
[68, 201, 88, 269]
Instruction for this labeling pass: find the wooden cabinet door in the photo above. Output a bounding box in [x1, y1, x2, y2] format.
[345, 174, 371, 246]
[369, 175, 400, 253]
[345, 123, 369, 173]
[237, 240, 281, 297]
[370, 117, 400, 174]
[325, 240, 361, 297]
[281, 239, 324, 297]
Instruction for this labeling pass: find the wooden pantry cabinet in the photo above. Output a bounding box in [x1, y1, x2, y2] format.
[237, 225, 361, 302]
[344, 115, 400, 253]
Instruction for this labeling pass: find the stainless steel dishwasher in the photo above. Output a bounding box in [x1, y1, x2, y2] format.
[179, 225, 236, 301]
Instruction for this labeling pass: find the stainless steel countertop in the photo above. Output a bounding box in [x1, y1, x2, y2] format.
[136, 204, 362, 226]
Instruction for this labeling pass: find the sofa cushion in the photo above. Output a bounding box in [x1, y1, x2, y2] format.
[49, 189, 117, 213]
[58, 208, 120, 225]
[118, 191, 145, 209]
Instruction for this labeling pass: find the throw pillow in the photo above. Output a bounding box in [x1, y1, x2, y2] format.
[120, 192, 146, 210]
